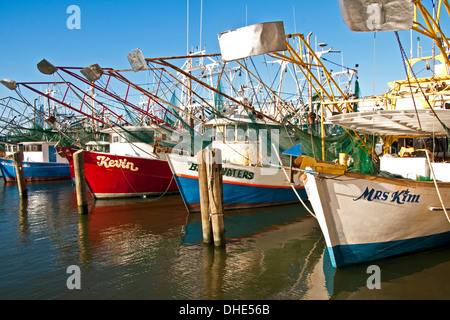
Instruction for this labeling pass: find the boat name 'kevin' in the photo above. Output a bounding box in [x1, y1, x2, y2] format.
[97, 156, 139, 171]
[188, 162, 254, 180]
[353, 187, 420, 204]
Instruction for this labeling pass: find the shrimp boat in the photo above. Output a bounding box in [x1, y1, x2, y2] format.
[297, 48, 450, 267]
[301, 108, 450, 267]
[294, 0, 450, 267]
[62, 125, 178, 199]
[0, 141, 71, 182]
[166, 111, 307, 212]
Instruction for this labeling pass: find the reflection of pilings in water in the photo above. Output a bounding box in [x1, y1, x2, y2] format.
[77, 213, 92, 263]
[203, 245, 227, 300]
[18, 197, 29, 236]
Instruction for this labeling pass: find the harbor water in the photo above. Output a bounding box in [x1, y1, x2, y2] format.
[1, 179, 450, 300]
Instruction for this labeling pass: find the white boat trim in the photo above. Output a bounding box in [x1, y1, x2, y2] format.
[326, 109, 450, 136]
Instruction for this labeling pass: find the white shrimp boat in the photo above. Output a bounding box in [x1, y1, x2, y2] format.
[289, 0, 450, 268]
[166, 112, 307, 212]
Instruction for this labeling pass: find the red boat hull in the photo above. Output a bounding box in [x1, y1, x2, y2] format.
[64, 148, 178, 199]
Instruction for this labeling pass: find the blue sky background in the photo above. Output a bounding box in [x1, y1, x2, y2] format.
[0, 0, 437, 101]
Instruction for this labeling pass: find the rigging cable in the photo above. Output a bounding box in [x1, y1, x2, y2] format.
[395, 31, 450, 223]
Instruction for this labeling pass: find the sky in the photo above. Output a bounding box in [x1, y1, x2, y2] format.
[0, 0, 439, 102]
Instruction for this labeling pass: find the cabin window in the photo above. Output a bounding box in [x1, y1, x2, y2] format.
[7, 145, 21, 152]
[236, 124, 248, 142]
[204, 127, 215, 142]
[112, 136, 119, 143]
[225, 125, 235, 142]
[23, 144, 42, 152]
[126, 130, 154, 143]
[248, 127, 258, 142]
[215, 125, 225, 142]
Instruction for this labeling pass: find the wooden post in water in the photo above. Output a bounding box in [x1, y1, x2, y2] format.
[207, 148, 225, 247]
[197, 149, 213, 244]
[73, 150, 88, 214]
[289, 155, 294, 183]
[13, 151, 27, 198]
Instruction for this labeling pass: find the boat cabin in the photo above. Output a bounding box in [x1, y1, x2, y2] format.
[85, 141, 110, 153]
[203, 111, 298, 166]
[327, 109, 450, 182]
[4, 141, 68, 164]
[101, 125, 173, 159]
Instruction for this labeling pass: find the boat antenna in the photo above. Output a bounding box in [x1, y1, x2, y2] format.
[373, 32, 376, 95]
[293, 6, 297, 34]
[187, 0, 189, 54]
[246, 5, 248, 26]
[199, 0, 203, 52]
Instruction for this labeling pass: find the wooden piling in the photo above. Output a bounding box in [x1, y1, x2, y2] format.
[13, 151, 27, 198]
[197, 149, 213, 244]
[207, 148, 225, 247]
[73, 150, 88, 214]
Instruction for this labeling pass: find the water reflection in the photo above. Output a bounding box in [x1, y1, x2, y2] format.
[18, 197, 29, 236]
[331, 247, 450, 299]
[202, 246, 227, 300]
[175, 204, 333, 300]
[80, 196, 189, 267]
[77, 214, 91, 264]
[1, 179, 449, 300]
[67, 197, 332, 299]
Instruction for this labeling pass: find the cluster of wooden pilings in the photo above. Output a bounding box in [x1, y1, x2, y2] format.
[197, 148, 226, 247]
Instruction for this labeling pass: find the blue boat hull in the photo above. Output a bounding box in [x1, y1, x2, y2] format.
[0, 158, 71, 182]
[329, 231, 450, 267]
[174, 174, 307, 212]
[167, 153, 308, 212]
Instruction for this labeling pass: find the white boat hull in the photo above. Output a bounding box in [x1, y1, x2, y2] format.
[304, 171, 450, 267]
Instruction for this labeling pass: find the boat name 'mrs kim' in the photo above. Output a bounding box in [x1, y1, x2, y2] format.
[354, 187, 421, 204]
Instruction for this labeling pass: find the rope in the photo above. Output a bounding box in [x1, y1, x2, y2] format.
[395, 31, 450, 224]
[117, 154, 175, 200]
[217, 58, 315, 217]
[207, 166, 222, 220]
[272, 143, 316, 218]
[150, 173, 176, 201]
